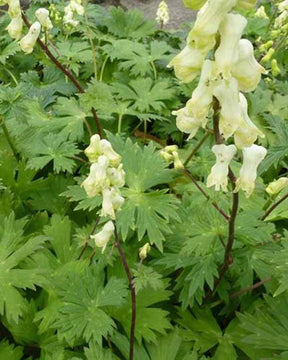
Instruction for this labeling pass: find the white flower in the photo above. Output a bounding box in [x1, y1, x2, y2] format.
[266, 178, 288, 196]
[81, 155, 109, 198]
[172, 105, 203, 140]
[70, 0, 84, 16]
[8, 0, 20, 18]
[168, 45, 207, 83]
[101, 187, 124, 220]
[275, 10, 288, 28]
[139, 243, 151, 261]
[84, 134, 101, 163]
[234, 144, 267, 197]
[207, 144, 237, 192]
[19, 22, 41, 54]
[100, 140, 122, 167]
[91, 221, 114, 253]
[156, 1, 170, 25]
[232, 39, 266, 92]
[63, 8, 79, 27]
[35, 8, 53, 30]
[255, 6, 269, 19]
[6, 15, 23, 40]
[234, 93, 264, 149]
[278, 0, 288, 12]
[213, 78, 242, 140]
[107, 164, 125, 188]
[215, 13, 247, 79]
[188, 0, 237, 49]
[186, 59, 215, 123]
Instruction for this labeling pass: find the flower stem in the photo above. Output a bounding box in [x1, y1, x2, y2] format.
[113, 223, 136, 360]
[184, 131, 211, 166]
[21, 11, 102, 138]
[150, 61, 157, 80]
[118, 114, 123, 133]
[100, 56, 108, 82]
[261, 193, 288, 221]
[78, 216, 101, 260]
[0, 116, 20, 161]
[83, 0, 98, 79]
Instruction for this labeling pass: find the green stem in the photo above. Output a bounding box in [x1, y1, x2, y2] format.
[0, 117, 20, 160]
[100, 56, 108, 82]
[4, 68, 18, 86]
[184, 131, 210, 166]
[118, 113, 123, 134]
[83, 0, 98, 79]
[150, 61, 157, 80]
[144, 119, 147, 144]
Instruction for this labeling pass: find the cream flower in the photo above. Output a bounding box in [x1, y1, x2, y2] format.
[255, 6, 269, 19]
[84, 134, 101, 163]
[186, 59, 215, 123]
[232, 39, 266, 92]
[81, 155, 109, 198]
[70, 0, 84, 16]
[213, 78, 242, 140]
[139, 243, 151, 261]
[234, 145, 267, 197]
[35, 8, 53, 30]
[168, 45, 207, 83]
[207, 144, 237, 192]
[8, 0, 21, 18]
[234, 93, 264, 149]
[90, 221, 114, 253]
[187, 0, 237, 49]
[215, 13, 247, 79]
[19, 22, 41, 54]
[156, 1, 170, 25]
[101, 187, 124, 220]
[172, 105, 203, 140]
[63, 8, 78, 27]
[100, 140, 122, 167]
[107, 164, 125, 188]
[278, 0, 288, 12]
[266, 178, 288, 196]
[6, 15, 23, 40]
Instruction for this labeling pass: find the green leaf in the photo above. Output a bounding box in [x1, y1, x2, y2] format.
[132, 265, 164, 294]
[0, 41, 20, 65]
[84, 342, 120, 360]
[61, 183, 102, 212]
[0, 340, 23, 360]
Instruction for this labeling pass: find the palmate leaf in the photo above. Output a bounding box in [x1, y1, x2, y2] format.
[104, 7, 155, 39]
[0, 340, 23, 360]
[26, 133, 78, 173]
[54, 265, 128, 345]
[0, 213, 47, 322]
[108, 135, 180, 250]
[113, 78, 175, 113]
[84, 343, 119, 360]
[61, 183, 102, 212]
[0, 41, 20, 65]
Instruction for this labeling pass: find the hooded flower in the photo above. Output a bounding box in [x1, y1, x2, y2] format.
[19, 22, 41, 54]
[139, 243, 151, 261]
[234, 93, 264, 149]
[156, 1, 170, 25]
[70, 0, 84, 15]
[173, 105, 204, 139]
[279, 0, 288, 12]
[6, 15, 23, 40]
[187, 0, 237, 49]
[84, 134, 101, 163]
[101, 187, 124, 220]
[100, 140, 122, 167]
[107, 164, 125, 188]
[8, 0, 20, 18]
[266, 177, 288, 196]
[81, 155, 109, 198]
[35, 8, 53, 30]
[232, 39, 266, 92]
[91, 221, 114, 253]
[207, 144, 237, 192]
[168, 45, 207, 83]
[255, 6, 269, 19]
[234, 144, 267, 197]
[186, 59, 215, 123]
[215, 13, 247, 79]
[213, 78, 242, 139]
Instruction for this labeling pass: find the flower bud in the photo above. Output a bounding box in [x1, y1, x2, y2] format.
[271, 59, 281, 77]
[8, 0, 21, 18]
[234, 145, 267, 197]
[70, 0, 84, 16]
[91, 221, 114, 253]
[259, 40, 274, 53]
[19, 22, 41, 54]
[168, 45, 206, 83]
[164, 145, 179, 154]
[101, 187, 124, 220]
[6, 15, 23, 40]
[139, 243, 151, 261]
[207, 144, 237, 192]
[275, 10, 288, 28]
[172, 151, 184, 170]
[213, 78, 242, 139]
[215, 13, 247, 79]
[81, 156, 109, 197]
[156, 1, 170, 25]
[255, 6, 269, 19]
[160, 150, 174, 162]
[35, 8, 53, 30]
[260, 48, 275, 65]
[232, 39, 266, 92]
[266, 178, 288, 196]
[234, 93, 264, 149]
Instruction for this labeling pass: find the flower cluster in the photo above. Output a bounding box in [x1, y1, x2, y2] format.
[160, 145, 184, 170]
[169, 0, 267, 197]
[64, 0, 84, 27]
[156, 1, 170, 26]
[82, 135, 125, 220]
[4, 0, 53, 54]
